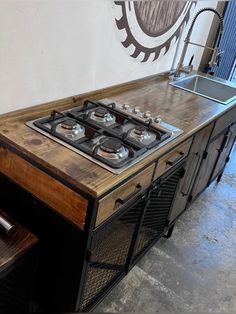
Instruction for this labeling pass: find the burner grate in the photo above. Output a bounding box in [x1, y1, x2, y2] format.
[26, 99, 183, 173]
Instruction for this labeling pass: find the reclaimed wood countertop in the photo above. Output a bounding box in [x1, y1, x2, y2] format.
[0, 73, 236, 198]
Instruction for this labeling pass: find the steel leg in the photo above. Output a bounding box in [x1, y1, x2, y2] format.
[163, 225, 175, 239]
[217, 172, 223, 183]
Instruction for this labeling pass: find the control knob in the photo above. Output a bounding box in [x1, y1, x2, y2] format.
[154, 115, 162, 123]
[122, 104, 130, 110]
[143, 111, 151, 118]
[132, 107, 140, 114]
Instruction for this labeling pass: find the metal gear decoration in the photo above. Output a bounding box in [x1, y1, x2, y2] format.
[115, 1, 196, 62]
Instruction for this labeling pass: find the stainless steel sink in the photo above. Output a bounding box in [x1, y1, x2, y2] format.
[169, 74, 236, 105]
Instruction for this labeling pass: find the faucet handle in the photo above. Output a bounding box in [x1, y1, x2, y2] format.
[209, 48, 223, 68]
[216, 49, 224, 67]
[188, 54, 194, 67]
[217, 49, 224, 55]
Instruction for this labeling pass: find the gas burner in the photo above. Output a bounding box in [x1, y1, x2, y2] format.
[97, 138, 129, 160]
[134, 125, 149, 138]
[56, 119, 85, 141]
[89, 107, 116, 125]
[27, 98, 183, 174]
[61, 119, 78, 130]
[95, 108, 109, 118]
[127, 125, 157, 145]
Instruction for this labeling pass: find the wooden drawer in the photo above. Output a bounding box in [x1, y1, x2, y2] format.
[95, 164, 155, 227]
[153, 138, 193, 181]
[211, 106, 236, 139]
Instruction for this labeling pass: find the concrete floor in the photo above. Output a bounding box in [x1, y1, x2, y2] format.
[96, 145, 236, 313]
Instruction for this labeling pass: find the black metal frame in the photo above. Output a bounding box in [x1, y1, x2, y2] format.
[0, 85, 235, 314]
[77, 158, 187, 312]
[0, 134, 193, 313]
[78, 192, 147, 312]
[0, 173, 97, 312]
[130, 160, 186, 265]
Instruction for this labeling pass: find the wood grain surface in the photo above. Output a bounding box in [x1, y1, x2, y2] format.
[135, 2, 185, 35]
[168, 122, 214, 223]
[0, 73, 235, 198]
[153, 137, 192, 181]
[0, 146, 88, 229]
[0, 210, 38, 272]
[95, 164, 155, 227]
[211, 106, 236, 138]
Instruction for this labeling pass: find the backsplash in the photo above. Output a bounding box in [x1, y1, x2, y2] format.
[0, 0, 218, 114]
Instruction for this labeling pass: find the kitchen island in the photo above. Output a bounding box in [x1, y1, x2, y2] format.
[0, 73, 235, 312]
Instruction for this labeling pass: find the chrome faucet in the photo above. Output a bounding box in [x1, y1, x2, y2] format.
[174, 7, 224, 78]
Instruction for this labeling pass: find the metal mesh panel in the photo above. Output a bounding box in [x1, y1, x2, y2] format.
[134, 166, 184, 260]
[80, 198, 144, 311]
[0, 261, 32, 313]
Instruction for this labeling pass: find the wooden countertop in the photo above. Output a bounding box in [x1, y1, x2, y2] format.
[0, 73, 236, 198]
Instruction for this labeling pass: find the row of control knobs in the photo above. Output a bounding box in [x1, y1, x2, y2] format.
[121, 104, 162, 123]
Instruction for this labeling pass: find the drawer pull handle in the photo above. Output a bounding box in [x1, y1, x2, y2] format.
[166, 151, 185, 166]
[219, 132, 229, 152]
[0, 214, 16, 236]
[223, 130, 232, 150]
[114, 183, 142, 209]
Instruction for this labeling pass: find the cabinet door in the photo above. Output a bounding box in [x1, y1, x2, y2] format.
[211, 123, 236, 181]
[132, 161, 186, 264]
[168, 123, 213, 223]
[80, 196, 145, 312]
[190, 130, 227, 201]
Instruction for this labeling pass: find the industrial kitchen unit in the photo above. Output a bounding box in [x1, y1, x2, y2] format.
[0, 73, 235, 312]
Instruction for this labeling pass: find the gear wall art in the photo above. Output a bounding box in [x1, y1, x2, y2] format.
[114, 1, 196, 62]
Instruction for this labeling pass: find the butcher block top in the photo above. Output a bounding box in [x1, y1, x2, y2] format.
[0, 73, 236, 198]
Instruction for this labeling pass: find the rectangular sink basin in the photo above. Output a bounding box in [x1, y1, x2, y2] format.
[169, 74, 236, 105]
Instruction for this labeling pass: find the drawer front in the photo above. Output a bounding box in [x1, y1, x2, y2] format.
[153, 138, 192, 181]
[95, 164, 155, 227]
[211, 106, 236, 139]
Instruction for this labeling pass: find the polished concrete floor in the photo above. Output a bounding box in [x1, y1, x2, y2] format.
[96, 145, 236, 313]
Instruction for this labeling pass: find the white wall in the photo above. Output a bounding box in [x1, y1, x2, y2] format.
[0, 0, 218, 114]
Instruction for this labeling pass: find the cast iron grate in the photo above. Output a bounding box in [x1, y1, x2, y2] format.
[133, 165, 184, 261]
[80, 197, 144, 311]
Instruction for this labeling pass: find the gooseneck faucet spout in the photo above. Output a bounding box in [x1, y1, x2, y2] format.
[174, 7, 224, 78]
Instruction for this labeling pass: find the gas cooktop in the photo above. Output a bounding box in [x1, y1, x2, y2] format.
[26, 98, 183, 174]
